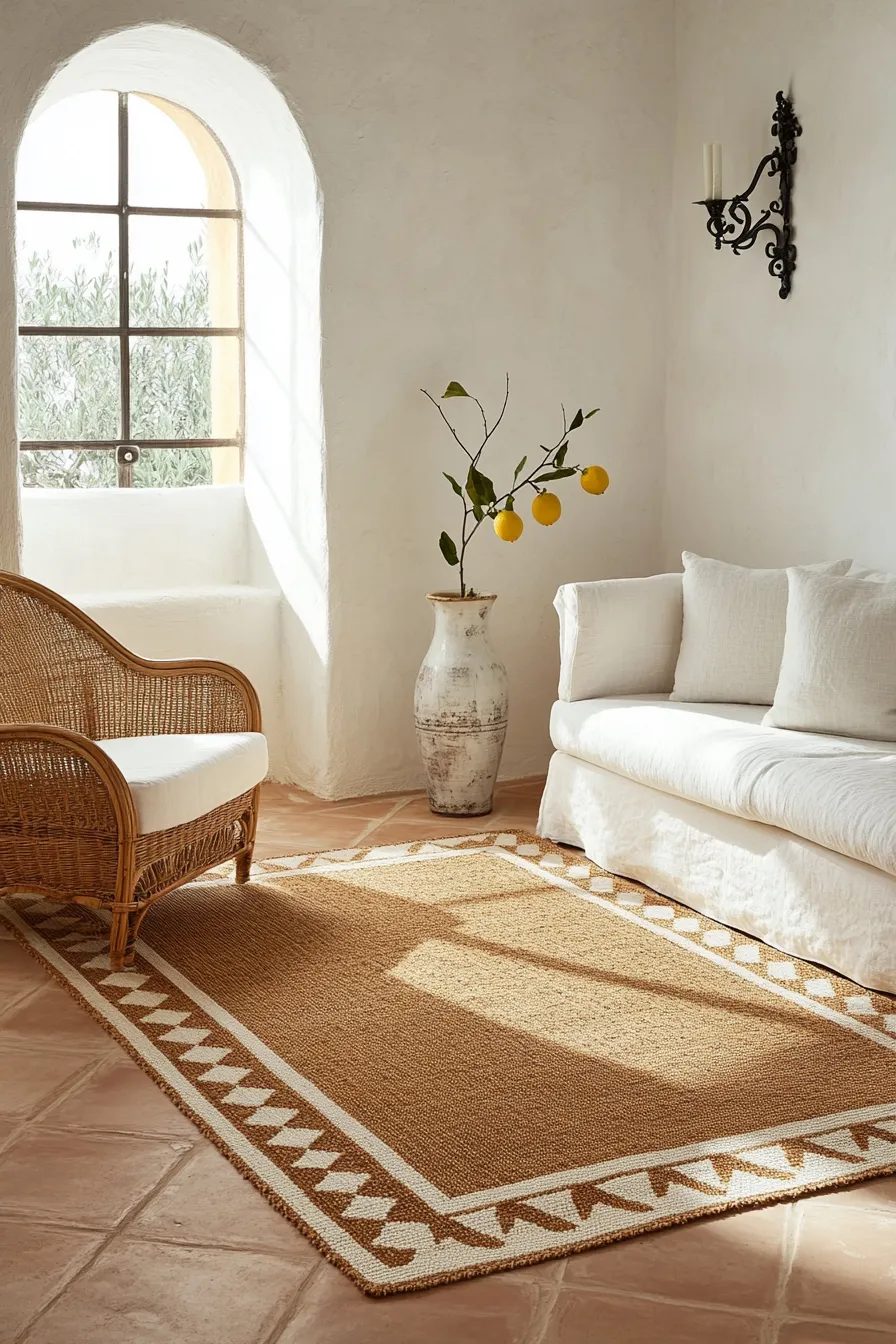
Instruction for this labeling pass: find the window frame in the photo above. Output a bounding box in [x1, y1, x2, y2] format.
[16, 91, 245, 487]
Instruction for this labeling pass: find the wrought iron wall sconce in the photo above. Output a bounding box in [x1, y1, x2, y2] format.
[696, 91, 802, 298]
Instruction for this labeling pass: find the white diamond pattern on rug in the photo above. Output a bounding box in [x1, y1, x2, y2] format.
[159, 1026, 210, 1045]
[884, 1016, 896, 1034]
[141, 1009, 189, 1025]
[180, 1045, 231, 1064]
[246, 1107, 299, 1127]
[198, 1065, 251, 1084]
[221, 1086, 275, 1107]
[100, 971, 149, 989]
[674, 917, 700, 932]
[703, 930, 731, 947]
[643, 906, 674, 920]
[120, 991, 168, 1009]
[845, 996, 876, 1016]
[293, 1149, 340, 1170]
[767, 962, 797, 980]
[268, 1127, 323, 1149]
[342, 1195, 395, 1220]
[804, 978, 835, 997]
[65, 938, 108, 954]
[734, 945, 762, 963]
[315, 1171, 370, 1194]
[81, 954, 112, 970]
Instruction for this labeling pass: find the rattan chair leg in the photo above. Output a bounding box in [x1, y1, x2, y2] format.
[235, 785, 261, 884]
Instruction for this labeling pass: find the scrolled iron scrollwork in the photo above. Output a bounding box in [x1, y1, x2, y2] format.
[696, 92, 801, 299]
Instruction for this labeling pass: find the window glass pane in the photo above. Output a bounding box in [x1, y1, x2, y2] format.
[129, 216, 238, 327]
[128, 95, 236, 210]
[17, 212, 118, 327]
[16, 92, 118, 205]
[131, 446, 213, 488]
[18, 336, 120, 440]
[129, 335, 239, 439]
[19, 448, 116, 489]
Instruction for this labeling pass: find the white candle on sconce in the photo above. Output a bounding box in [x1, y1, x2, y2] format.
[711, 143, 723, 198]
[703, 144, 713, 199]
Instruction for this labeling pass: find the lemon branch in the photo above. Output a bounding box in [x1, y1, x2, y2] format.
[423, 377, 603, 597]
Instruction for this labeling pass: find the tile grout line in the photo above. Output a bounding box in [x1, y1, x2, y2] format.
[349, 795, 416, 846]
[0, 1052, 108, 1161]
[760, 1200, 803, 1344]
[0, 982, 47, 1026]
[263, 1260, 330, 1344]
[14, 1138, 202, 1344]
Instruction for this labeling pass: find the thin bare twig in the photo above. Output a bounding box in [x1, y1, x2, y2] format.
[475, 374, 510, 462]
[421, 388, 474, 460]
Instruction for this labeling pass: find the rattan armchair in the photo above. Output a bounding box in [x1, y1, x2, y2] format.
[0, 571, 263, 970]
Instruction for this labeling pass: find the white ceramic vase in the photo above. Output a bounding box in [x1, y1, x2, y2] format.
[414, 593, 509, 816]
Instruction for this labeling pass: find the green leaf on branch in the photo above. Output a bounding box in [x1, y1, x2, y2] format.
[513, 455, 527, 480]
[466, 463, 496, 508]
[506, 493, 515, 509]
[554, 443, 568, 468]
[442, 381, 469, 398]
[472, 502, 484, 523]
[585, 408, 600, 418]
[439, 532, 459, 566]
[443, 473, 463, 496]
[534, 467, 578, 482]
[569, 409, 584, 431]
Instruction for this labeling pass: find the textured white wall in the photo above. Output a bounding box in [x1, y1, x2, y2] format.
[2, 2, 675, 796]
[22, 486, 248, 590]
[664, 0, 896, 574]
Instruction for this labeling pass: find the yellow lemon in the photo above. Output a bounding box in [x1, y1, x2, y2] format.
[581, 465, 610, 495]
[531, 492, 561, 526]
[493, 509, 524, 542]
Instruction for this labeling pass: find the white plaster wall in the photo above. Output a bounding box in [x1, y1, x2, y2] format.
[664, 0, 896, 573]
[21, 486, 247, 590]
[1, 1, 675, 797]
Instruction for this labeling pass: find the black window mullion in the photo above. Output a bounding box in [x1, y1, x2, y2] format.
[118, 93, 130, 473]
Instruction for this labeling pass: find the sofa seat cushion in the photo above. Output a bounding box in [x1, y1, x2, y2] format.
[99, 733, 268, 835]
[550, 696, 896, 876]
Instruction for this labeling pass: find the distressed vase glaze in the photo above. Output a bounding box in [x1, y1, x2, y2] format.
[415, 594, 509, 816]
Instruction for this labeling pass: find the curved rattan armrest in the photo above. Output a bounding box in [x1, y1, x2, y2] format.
[0, 723, 138, 840]
[0, 571, 262, 737]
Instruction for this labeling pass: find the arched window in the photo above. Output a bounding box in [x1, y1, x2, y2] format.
[16, 90, 243, 488]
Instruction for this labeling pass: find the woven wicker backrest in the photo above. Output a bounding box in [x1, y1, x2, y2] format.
[0, 580, 117, 735]
[0, 573, 258, 740]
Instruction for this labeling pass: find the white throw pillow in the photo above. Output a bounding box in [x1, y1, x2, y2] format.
[764, 568, 896, 740]
[671, 552, 852, 706]
[555, 574, 682, 701]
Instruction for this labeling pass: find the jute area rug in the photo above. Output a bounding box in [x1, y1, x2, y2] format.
[3, 830, 896, 1296]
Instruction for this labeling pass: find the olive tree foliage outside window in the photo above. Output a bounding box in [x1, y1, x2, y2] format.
[18, 234, 214, 488]
[16, 89, 243, 489]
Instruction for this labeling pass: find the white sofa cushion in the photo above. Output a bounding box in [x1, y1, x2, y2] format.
[550, 695, 896, 876]
[555, 574, 682, 700]
[100, 733, 268, 834]
[765, 568, 896, 741]
[670, 552, 852, 706]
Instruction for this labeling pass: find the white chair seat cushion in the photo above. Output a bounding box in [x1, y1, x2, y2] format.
[550, 695, 896, 876]
[99, 733, 268, 834]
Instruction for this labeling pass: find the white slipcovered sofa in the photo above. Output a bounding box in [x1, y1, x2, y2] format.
[538, 572, 896, 993]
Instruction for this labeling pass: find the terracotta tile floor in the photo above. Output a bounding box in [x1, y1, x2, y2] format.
[1, 779, 895, 1342]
